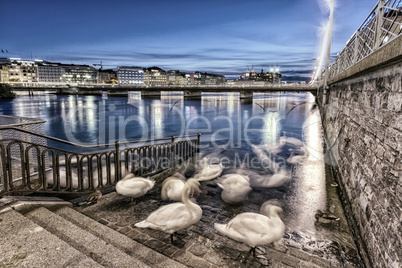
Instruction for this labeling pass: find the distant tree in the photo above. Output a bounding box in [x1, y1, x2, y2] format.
[0, 83, 16, 98]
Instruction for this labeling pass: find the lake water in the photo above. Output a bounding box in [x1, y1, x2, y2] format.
[0, 92, 360, 265]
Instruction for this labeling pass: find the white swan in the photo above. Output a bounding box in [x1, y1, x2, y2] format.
[214, 201, 285, 257]
[161, 172, 186, 201]
[194, 158, 224, 181]
[236, 168, 291, 188]
[217, 174, 252, 204]
[115, 173, 155, 202]
[135, 178, 203, 244]
[251, 145, 281, 173]
[287, 147, 308, 164]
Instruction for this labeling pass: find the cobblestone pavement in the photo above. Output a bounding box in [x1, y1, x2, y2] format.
[74, 165, 363, 268]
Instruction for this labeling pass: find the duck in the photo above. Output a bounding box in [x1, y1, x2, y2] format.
[77, 189, 102, 206]
[214, 201, 285, 258]
[161, 172, 186, 201]
[217, 174, 252, 204]
[115, 173, 155, 202]
[194, 158, 224, 181]
[135, 179, 202, 244]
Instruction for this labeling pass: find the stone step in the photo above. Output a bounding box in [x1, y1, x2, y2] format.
[25, 207, 151, 268]
[0, 210, 102, 268]
[54, 206, 187, 268]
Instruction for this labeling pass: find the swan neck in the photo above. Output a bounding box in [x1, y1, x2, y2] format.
[181, 184, 198, 210]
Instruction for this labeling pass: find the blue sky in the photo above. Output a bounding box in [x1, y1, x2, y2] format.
[0, 0, 378, 81]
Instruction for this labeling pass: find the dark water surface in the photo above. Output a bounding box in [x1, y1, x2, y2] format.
[0, 92, 360, 266]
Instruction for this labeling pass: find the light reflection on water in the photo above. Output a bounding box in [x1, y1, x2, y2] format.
[0, 92, 326, 234]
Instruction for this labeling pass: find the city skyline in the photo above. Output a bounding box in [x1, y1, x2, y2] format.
[1, 0, 378, 81]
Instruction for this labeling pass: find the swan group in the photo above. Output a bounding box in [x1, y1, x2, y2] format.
[115, 173, 155, 202]
[135, 179, 203, 244]
[214, 201, 285, 257]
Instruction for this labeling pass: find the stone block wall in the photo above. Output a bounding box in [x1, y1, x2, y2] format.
[318, 61, 402, 268]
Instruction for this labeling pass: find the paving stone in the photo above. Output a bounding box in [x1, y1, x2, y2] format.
[203, 250, 227, 267]
[128, 229, 151, 243]
[188, 242, 209, 257]
[187, 257, 215, 268]
[310, 255, 331, 268]
[172, 249, 194, 264]
[119, 226, 131, 235]
[265, 248, 300, 267]
[288, 248, 312, 262]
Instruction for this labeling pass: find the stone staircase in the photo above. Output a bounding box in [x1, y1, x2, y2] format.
[0, 197, 185, 268]
[0, 192, 363, 268]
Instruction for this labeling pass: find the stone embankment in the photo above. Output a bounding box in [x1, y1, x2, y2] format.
[318, 46, 402, 267]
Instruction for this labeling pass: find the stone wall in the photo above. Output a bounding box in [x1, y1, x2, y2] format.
[318, 60, 402, 268]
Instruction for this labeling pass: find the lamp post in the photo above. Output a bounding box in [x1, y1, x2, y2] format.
[323, 0, 335, 88]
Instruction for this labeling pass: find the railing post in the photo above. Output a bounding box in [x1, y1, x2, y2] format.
[353, 31, 360, 64]
[115, 141, 121, 181]
[375, 0, 385, 49]
[197, 133, 201, 154]
[171, 136, 176, 171]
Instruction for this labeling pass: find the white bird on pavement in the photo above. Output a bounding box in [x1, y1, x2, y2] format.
[115, 173, 155, 202]
[161, 172, 186, 201]
[135, 179, 202, 245]
[214, 201, 285, 258]
[217, 174, 252, 204]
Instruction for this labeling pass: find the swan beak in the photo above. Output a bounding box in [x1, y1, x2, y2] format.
[191, 187, 202, 198]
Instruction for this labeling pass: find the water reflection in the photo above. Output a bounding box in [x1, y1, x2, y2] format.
[0, 92, 327, 235]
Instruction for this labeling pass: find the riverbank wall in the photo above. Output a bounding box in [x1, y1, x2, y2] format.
[317, 53, 402, 267]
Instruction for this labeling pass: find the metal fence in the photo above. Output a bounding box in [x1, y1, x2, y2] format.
[0, 126, 200, 196]
[328, 0, 402, 81]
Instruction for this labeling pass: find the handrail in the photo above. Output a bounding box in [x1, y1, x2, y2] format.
[0, 127, 201, 196]
[314, 0, 402, 84]
[0, 126, 199, 149]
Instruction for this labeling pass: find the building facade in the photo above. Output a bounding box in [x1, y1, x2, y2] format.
[117, 66, 144, 85]
[37, 61, 65, 83]
[238, 67, 282, 84]
[61, 64, 98, 84]
[98, 69, 117, 84]
[0, 59, 38, 83]
[144, 67, 167, 86]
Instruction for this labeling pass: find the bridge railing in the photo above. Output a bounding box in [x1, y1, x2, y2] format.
[0, 126, 200, 196]
[329, 0, 402, 81]
[6, 81, 314, 89]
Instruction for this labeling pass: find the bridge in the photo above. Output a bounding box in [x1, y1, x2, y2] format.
[315, 1, 402, 268]
[10, 83, 316, 99]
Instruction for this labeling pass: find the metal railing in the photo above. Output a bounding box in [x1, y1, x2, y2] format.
[0, 127, 200, 196]
[328, 0, 402, 81]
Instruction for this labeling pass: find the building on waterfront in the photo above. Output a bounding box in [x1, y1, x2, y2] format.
[237, 66, 282, 85]
[60, 64, 98, 85]
[166, 70, 226, 86]
[36, 60, 66, 83]
[117, 66, 144, 85]
[144, 67, 167, 86]
[0, 58, 11, 82]
[167, 70, 187, 86]
[0, 59, 38, 83]
[98, 69, 117, 84]
[200, 72, 226, 85]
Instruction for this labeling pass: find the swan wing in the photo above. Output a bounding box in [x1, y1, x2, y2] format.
[227, 213, 268, 236]
[140, 203, 199, 232]
[225, 214, 277, 246]
[161, 179, 184, 200]
[116, 179, 154, 197]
